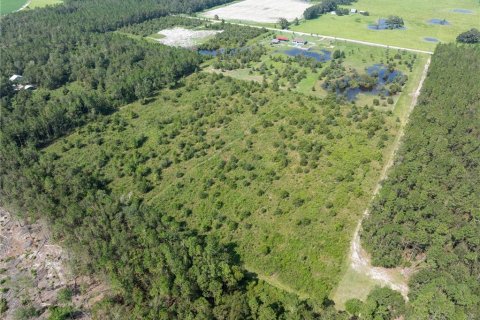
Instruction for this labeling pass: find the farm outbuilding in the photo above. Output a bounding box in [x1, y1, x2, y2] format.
[351, 8, 357, 13]
[276, 36, 289, 41]
[293, 38, 307, 45]
[271, 39, 280, 44]
[9, 74, 23, 82]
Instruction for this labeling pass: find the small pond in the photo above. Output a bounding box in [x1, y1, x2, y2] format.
[424, 37, 439, 43]
[339, 64, 403, 101]
[198, 48, 228, 56]
[368, 19, 406, 31]
[452, 9, 473, 14]
[283, 48, 331, 62]
[428, 18, 449, 25]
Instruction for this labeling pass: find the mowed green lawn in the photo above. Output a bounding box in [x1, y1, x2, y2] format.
[0, 0, 26, 14]
[292, 0, 480, 51]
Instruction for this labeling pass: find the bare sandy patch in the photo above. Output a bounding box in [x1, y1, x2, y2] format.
[203, 0, 311, 23]
[0, 208, 108, 319]
[155, 27, 221, 48]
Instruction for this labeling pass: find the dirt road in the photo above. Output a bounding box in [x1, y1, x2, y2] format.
[344, 56, 431, 300]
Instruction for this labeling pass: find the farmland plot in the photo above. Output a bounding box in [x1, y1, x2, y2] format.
[155, 27, 222, 47]
[202, 0, 310, 23]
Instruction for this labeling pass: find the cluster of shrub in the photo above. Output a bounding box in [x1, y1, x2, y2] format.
[250, 55, 322, 89]
[118, 16, 204, 37]
[211, 45, 267, 70]
[319, 52, 407, 102]
[457, 28, 480, 43]
[303, 0, 358, 20]
[198, 23, 268, 50]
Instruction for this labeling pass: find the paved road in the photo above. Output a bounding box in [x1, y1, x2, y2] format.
[186, 15, 434, 55]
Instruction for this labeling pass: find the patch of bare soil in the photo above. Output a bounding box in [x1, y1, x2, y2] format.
[155, 27, 221, 48]
[0, 208, 108, 319]
[203, 0, 310, 23]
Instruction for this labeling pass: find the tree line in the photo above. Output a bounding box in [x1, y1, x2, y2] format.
[303, 0, 357, 20]
[362, 44, 480, 319]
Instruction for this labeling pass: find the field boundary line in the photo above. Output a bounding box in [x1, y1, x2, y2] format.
[333, 57, 431, 307]
[180, 15, 434, 55]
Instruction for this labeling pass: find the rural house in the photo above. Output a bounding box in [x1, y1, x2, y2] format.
[276, 35, 289, 41]
[271, 38, 280, 44]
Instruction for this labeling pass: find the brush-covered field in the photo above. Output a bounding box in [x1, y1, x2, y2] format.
[292, 0, 480, 51]
[205, 33, 429, 111]
[43, 72, 401, 301]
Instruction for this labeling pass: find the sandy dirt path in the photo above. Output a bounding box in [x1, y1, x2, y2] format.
[16, 0, 31, 12]
[343, 57, 431, 300]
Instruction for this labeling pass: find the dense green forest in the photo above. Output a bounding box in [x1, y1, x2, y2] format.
[362, 44, 480, 319]
[2, 0, 479, 318]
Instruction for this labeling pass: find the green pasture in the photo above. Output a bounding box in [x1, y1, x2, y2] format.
[28, 0, 62, 8]
[0, 0, 26, 14]
[44, 73, 401, 302]
[292, 0, 480, 51]
[0, 0, 62, 14]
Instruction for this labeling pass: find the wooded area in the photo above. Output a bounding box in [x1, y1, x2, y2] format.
[1, 0, 479, 318]
[362, 44, 480, 319]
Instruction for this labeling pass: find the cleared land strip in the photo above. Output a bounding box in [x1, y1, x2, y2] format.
[16, 0, 31, 11]
[184, 15, 434, 55]
[332, 57, 431, 308]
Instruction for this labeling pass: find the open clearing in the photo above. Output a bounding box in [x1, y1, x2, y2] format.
[44, 72, 402, 302]
[0, 0, 27, 14]
[332, 56, 431, 309]
[28, 0, 62, 8]
[202, 0, 310, 23]
[154, 27, 221, 47]
[293, 0, 479, 51]
[0, 0, 61, 13]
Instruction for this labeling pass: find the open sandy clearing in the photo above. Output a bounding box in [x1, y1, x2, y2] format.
[155, 27, 221, 48]
[203, 0, 311, 23]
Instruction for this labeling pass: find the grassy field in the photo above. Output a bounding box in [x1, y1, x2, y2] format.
[0, 0, 61, 14]
[292, 0, 480, 51]
[28, 0, 62, 8]
[0, 0, 26, 14]
[43, 72, 402, 302]
[205, 32, 428, 111]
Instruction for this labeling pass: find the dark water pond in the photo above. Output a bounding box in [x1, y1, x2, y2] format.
[340, 64, 403, 100]
[284, 48, 332, 62]
[452, 9, 473, 14]
[198, 48, 226, 56]
[368, 19, 406, 31]
[199, 49, 218, 56]
[424, 37, 439, 43]
[428, 18, 449, 25]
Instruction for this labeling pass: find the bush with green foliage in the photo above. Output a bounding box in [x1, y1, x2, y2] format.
[385, 15, 405, 29]
[456, 28, 480, 44]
